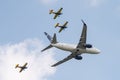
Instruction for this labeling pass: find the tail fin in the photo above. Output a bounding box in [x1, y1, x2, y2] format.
[41, 32, 57, 52]
[44, 32, 53, 43]
[51, 33, 57, 44]
[44, 32, 57, 43]
[49, 10, 53, 14]
[15, 64, 19, 68]
[55, 23, 59, 28]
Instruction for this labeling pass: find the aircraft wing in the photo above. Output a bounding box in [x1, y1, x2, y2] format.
[58, 28, 64, 33]
[19, 68, 23, 73]
[53, 14, 58, 19]
[57, 8, 63, 13]
[76, 20, 87, 49]
[23, 63, 28, 67]
[63, 21, 68, 26]
[51, 53, 76, 67]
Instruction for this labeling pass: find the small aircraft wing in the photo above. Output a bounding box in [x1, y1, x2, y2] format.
[19, 63, 27, 73]
[76, 20, 87, 49]
[53, 8, 63, 19]
[57, 8, 63, 13]
[58, 28, 64, 33]
[63, 21, 68, 26]
[51, 53, 75, 67]
[23, 63, 28, 67]
[19, 68, 23, 73]
[54, 14, 58, 19]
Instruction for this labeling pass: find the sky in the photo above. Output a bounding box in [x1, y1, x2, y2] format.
[0, 0, 120, 80]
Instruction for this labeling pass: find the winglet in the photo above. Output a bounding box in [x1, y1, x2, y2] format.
[81, 19, 84, 23]
[81, 19, 87, 26]
[61, 8, 63, 9]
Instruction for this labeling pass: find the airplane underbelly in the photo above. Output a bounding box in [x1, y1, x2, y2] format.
[57, 46, 74, 52]
[53, 44, 75, 52]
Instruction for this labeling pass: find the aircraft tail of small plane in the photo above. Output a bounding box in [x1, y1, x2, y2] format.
[55, 23, 59, 28]
[15, 64, 19, 68]
[41, 32, 57, 52]
[49, 10, 54, 14]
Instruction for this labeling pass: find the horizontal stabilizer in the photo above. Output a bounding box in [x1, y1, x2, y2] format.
[49, 10, 53, 14]
[44, 32, 52, 43]
[51, 33, 57, 44]
[41, 32, 57, 52]
[41, 45, 53, 52]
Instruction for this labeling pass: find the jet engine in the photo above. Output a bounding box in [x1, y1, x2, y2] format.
[75, 55, 82, 60]
[83, 44, 92, 48]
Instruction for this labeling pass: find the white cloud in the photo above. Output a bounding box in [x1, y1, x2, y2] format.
[88, 0, 104, 7]
[0, 39, 56, 80]
[90, 0, 99, 6]
[40, 0, 58, 5]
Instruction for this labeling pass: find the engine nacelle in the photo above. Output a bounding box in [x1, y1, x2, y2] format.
[84, 44, 92, 48]
[75, 55, 82, 60]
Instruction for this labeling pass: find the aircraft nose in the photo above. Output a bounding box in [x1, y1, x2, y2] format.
[96, 49, 101, 53]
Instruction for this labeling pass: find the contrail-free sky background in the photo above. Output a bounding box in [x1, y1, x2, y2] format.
[0, 0, 120, 80]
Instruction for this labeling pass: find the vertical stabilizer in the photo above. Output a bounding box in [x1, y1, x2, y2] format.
[41, 45, 53, 52]
[51, 33, 57, 44]
[41, 32, 57, 52]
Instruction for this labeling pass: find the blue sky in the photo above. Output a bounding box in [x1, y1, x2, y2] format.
[0, 0, 120, 80]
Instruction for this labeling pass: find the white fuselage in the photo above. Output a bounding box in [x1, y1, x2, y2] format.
[51, 43, 100, 54]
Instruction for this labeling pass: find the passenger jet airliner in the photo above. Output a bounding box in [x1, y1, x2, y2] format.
[41, 20, 101, 67]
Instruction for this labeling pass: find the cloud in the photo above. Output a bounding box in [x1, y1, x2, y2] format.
[40, 0, 58, 5]
[88, 0, 104, 7]
[0, 39, 56, 80]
